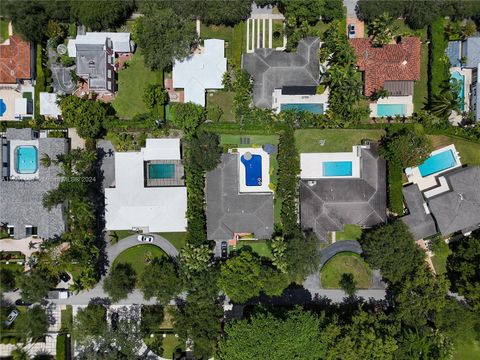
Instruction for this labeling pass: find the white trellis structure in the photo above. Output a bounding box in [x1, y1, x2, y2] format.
[246, 13, 286, 53]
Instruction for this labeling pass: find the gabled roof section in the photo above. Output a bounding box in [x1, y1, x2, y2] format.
[428, 167, 480, 236]
[461, 37, 480, 68]
[349, 37, 421, 96]
[299, 145, 386, 241]
[242, 37, 321, 108]
[206, 154, 274, 240]
[172, 39, 227, 106]
[0, 35, 32, 84]
[401, 184, 437, 240]
[68, 32, 133, 57]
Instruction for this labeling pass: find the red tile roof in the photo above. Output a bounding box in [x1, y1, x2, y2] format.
[349, 37, 421, 96]
[0, 35, 32, 84]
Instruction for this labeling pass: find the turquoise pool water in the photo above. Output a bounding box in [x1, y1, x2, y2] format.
[419, 150, 457, 177]
[451, 71, 465, 111]
[323, 161, 353, 177]
[281, 103, 324, 114]
[377, 104, 406, 117]
[0, 99, 6, 117]
[148, 163, 175, 179]
[15, 146, 38, 174]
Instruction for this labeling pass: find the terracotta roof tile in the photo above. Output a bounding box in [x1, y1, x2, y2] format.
[349, 37, 421, 96]
[0, 35, 32, 84]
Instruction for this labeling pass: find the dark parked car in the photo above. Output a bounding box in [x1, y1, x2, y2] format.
[111, 312, 119, 330]
[221, 241, 228, 259]
[59, 272, 71, 283]
[15, 299, 32, 306]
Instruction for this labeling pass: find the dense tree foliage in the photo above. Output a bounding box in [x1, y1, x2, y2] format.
[361, 221, 425, 284]
[279, 0, 324, 25]
[74, 304, 108, 339]
[103, 263, 137, 302]
[447, 234, 480, 311]
[379, 126, 433, 168]
[185, 131, 222, 172]
[143, 84, 168, 110]
[59, 96, 107, 139]
[140, 305, 164, 336]
[135, 8, 197, 71]
[0, 268, 16, 292]
[284, 232, 320, 283]
[71, 0, 135, 31]
[15, 305, 49, 341]
[18, 269, 57, 303]
[169, 102, 205, 137]
[139, 257, 181, 303]
[218, 250, 289, 302]
[367, 12, 398, 47]
[179, 243, 213, 280]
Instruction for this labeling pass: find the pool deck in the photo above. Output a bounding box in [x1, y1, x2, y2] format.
[370, 96, 414, 117]
[237, 147, 272, 193]
[300, 146, 361, 179]
[448, 67, 472, 125]
[272, 89, 329, 114]
[405, 144, 461, 192]
[8, 139, 40, 180]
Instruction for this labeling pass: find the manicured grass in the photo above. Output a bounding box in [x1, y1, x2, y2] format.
[430, 18, 449, 98]
[56, 333, 69, 360]
[336, 224, 362, 241]
[413, 43, 428, 111]
[320, 252, 372, 289]
[295, 129, 385, 153]
[454, 339, 480, 360]
[34, 44, 45, 118]
[387, 161, 404, 214]
[1, 306, 28, 339]
[155, 232, 187, 251]
[162, 334, 183, 358]
[0, 18, 9, 42]
[206, 91, 235, 122]
[112, 51, 162, 119]
[431, 252, 450, 275]
[231, 240, 273, 259]
[428, 135, 480, 165]
[109, 230, 136, 242]
[309, 21, 331, 39]
[200, 23, 245, 68]
[394, 20, 427, 41]
[61, 306, 73, 332]
[272, 19, 285, 48]
[113, 245, 167, 276]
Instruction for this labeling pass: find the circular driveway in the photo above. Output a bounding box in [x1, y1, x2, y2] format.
[319, 240, 363, 269]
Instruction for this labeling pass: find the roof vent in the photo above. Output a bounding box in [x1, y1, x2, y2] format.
[402, 60, 408, 66]
[364, 50, 369, 60]
[308, 180, 317, 186]
[88, 60, 95, 68]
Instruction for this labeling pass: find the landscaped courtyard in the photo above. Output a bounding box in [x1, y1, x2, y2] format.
[320, 252, 372, 289]
[295, 129, 386, 153]
[113, 245, 167, 276]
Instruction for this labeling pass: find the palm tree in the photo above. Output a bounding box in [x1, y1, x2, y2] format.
[367, 12, 398, 47]
[40, 153, 51, 168]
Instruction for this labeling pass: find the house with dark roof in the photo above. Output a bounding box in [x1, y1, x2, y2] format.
[241, 37, 321, 109]
[206, 153, 274, 241]
[402, 167, 480, 239]
[0, 128, 68, 239]
[299, 144, 387, 242]
[350, 37, 421, 117]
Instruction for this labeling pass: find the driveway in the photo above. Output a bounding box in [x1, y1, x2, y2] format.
[344, 0, 365, 38]
[319, 240, 363, 268]
[97, 140, 115, 189]
[51, 64, 76, 94]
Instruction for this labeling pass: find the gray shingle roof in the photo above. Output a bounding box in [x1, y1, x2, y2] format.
[299, 145, 387, 241]
[0, 130, 68, 239]
[461, 37, 480, 68]
[206, 154, 274, 240]
[242, 37, 320, 108]
[401, 184, 437, 240]
[428, 167, 480, 236]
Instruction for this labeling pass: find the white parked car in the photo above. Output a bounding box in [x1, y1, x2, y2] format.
[348, 24, 356, 39]
[137, 234, 154, 243]
[4, 310, 19, 326]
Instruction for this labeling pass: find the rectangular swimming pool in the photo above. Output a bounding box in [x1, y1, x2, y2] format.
[15, 145, 38, 174]
[377, 104, 406, 117]
[419, 150, 457, 177]
[281, 103, 324, 115]
[148, 163, 175, 179]
[323, 161, 353, 177]
[241, 154, 263, 186]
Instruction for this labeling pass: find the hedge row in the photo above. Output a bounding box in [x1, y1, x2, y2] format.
[427, 18, 450, 105]
[387, 162, 404, 215]
[184, 162, 208, 246]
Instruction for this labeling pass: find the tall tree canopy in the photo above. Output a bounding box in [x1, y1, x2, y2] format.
[74, 304, 108, 340]
[138, 257, 181, 303]
[185, 131, 222, 172]
[71, 0, 135, 31]
[169, 102, 205, 136]
[103, 263, 137, 302]
[15, 305, 49, 341]
[135, 8, 198, 71]
[361, 220, 425, 284]
[59, 96, 107, 139]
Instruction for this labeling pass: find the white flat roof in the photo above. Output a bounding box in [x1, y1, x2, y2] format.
[14, 98, 27, 116]
[68, 32, 132, 57]
[300, 147, 361, 179]
[105, 139, 187, 232]
[142, 138, 181, 161]
[237, 148, 272, 193]
[39, 92, 61, 117]
[172, 39, 227, 106]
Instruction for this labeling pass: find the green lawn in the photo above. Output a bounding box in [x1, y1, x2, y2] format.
[431, 252, 450, 275]
[428, 135, 480, 165]
[0, 18, 9, 42]
[200, 22, 245, 68]
[413, 43, 428, 111]
[61, 306, 73, 332]
[320, 252, 372, 289]
[162, 334, 183, 358]
[113, 245, 167, 276]
[336, 224, 362, 241]
[1, 306, 28, 340]
[272, 19, 285, 48]
[295, 129, 386, 153]
[155, 232, 187, 251]
[454, 339, 480, 360]
[394, 20, 427, 41]
[109, 230, 136, 243]
[230, 240, 273, 259]
[206, 91, 235, 122]
[112, 52, 162, 119]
